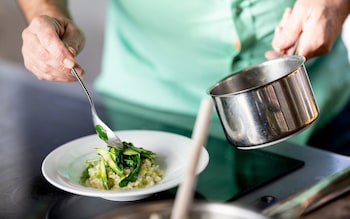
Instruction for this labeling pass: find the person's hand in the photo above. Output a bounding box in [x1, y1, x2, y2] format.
[265, 0, 350, 60]
[21, 15, 85, 81]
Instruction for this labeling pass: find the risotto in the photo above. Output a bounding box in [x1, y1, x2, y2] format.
[80, 142, 163, 190]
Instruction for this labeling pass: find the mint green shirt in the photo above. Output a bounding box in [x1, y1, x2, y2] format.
[95, 0, 350, 145]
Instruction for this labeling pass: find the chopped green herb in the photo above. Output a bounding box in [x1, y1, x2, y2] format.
[119, 154, 141, 187]
[95, 125, 108, 141]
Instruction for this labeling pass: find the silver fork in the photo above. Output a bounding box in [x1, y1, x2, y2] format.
[71, 67, 123, 149]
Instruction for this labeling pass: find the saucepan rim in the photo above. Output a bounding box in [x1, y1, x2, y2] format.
[208, 55, 306, 97]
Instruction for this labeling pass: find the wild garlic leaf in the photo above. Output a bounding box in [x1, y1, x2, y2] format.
[95, 124, 108, 141]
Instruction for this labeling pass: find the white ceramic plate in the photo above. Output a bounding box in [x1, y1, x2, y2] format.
[42, 130, 209, 201]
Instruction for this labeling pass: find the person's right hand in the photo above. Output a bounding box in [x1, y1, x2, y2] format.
[265, 0, 350, 60]
[21, 15, 85, 82]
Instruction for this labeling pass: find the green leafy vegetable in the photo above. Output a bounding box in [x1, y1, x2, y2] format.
[80, 141, 159, 189]
[119, 154, 141, 187]
[109, 147, 124, 170]
[80, 162, 93, 184]
[95, 125, 108, 141]
[123, 142, 156, 163]
[80, 159, 99, 184]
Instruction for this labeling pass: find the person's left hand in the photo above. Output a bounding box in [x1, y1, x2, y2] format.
[265, 0, 350, 60]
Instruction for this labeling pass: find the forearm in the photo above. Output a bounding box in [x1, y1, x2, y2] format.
[16, 0, 71, 23]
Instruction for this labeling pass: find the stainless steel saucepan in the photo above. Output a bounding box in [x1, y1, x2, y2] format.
[209, 56, 319, 149]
